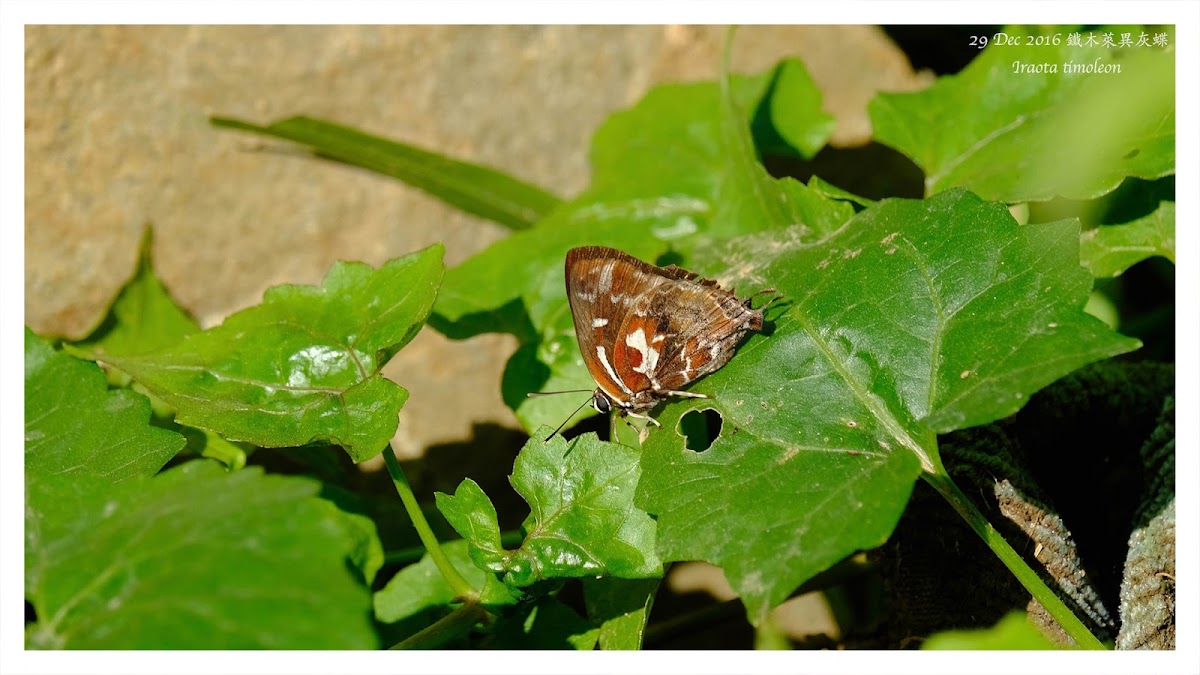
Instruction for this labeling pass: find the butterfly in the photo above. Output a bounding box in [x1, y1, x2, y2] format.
[561, 245, 772, 431]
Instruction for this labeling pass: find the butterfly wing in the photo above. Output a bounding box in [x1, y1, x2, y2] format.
[612, 278, 761, 396]
[567, 246, 764, 412]
[565, 247, 661, 406]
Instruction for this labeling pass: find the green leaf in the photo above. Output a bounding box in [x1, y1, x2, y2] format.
[26, 461, 377, 649]
[433, 63, 849, 432]
[434, 479, 508, 573]
[638, 189, 1140, 623]
[93, 245, 444, 462]
[754, 59, 837, 159]
[25, 328, 184, 482]
[507, 430, 663, 583]
[922, 612, 1060, 650]
[488, 596, 599, 650]
[807, 175, 876, 208]
[73, 225, 199, 355]
[61, 227, 251, 469]
[319, 500, 385, 586]
[1080, 201, 1175, 277]
[583, 576, 660, 650]
[438, 430, 662, 587]
[373, 540, 518, 624]
[211, 115, 561, 230]
[870, 26, 1175, 201]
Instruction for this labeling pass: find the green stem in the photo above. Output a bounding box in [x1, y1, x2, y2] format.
[382, 444, 477, 601]
[390, 602, 490, 650]
[922, 471, 1106, 650]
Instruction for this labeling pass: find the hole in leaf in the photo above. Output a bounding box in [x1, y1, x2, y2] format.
[679, 408, 723, 452]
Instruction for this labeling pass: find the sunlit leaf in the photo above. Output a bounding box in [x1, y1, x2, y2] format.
[438, 430, 662, 586]
[93, 245, 444, 462]
[638, 189, 1140, 622]
[870, 26, 1174, 201]
[1080, 201, 1175, 277]
[26, 462, 377, 649]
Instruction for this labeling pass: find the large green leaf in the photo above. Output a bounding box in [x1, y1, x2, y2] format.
[870, 26, 1175, 202]
[1080, 200, 1175, 277]
[25, 328, 184, 482]
[25, 462, 377, 649]
[637, 189, 1141, 623]
[437, 430, 662, 587]
[211, 115, 562, 230]
[432, 62, 849, 431]
[94, 245, 444, 462]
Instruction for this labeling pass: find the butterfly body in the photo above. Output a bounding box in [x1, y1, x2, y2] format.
[565, 246, 768, 421]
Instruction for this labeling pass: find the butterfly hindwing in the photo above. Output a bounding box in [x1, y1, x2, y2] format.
[565, 246, 767, 414]
[627, 279, 760, 394]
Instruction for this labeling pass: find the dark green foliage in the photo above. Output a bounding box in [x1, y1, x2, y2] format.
[26, 27, 1173, 650]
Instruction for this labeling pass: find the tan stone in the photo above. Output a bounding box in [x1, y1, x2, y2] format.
[25, 25, 923, 458]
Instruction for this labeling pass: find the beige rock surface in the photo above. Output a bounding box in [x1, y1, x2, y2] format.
[24, 25, 925, 461]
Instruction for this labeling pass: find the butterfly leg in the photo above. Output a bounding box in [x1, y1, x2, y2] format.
[624, 409, 662, 427]
[661, 390, 708, 399]
[616, 411, 657, 444]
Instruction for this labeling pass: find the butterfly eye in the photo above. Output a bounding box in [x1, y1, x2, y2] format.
[592, 391, 612, 414]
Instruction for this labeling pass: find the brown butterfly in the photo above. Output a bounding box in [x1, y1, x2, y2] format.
[561, 246, 772, 430]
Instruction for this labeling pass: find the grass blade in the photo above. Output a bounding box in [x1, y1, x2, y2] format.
[211, 115, 562, 230]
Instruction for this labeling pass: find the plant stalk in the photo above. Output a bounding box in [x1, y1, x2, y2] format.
[922, 471, 1106, 650]
[390, 601, 489, 650]
[382, 444, 477, 601]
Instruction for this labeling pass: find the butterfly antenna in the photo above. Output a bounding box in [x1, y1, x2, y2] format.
[527, 389, 593, 397]
[543, 395, 594, 442]
[748, 287, 782, 311]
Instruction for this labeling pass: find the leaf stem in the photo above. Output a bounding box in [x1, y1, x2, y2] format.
[922, 471, 1106, 650]
[382, 444, 477, 601]
[389, 601, 489, 650]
